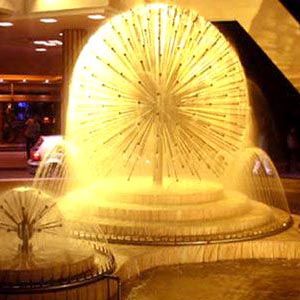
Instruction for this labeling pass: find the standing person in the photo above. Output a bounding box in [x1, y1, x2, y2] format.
[24, 116, 40, 160]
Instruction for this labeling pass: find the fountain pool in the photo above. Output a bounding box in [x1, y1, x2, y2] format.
[122, 260, 300, 300]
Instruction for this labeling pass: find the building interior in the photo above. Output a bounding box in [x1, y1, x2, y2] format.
[0, 0, 300, 299]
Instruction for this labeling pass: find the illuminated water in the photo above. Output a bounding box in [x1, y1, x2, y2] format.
[0, 187, 111, 285]
[57, 4, 291, 244]
[123, 260, 300, 300]
[0, 4, 297, 299]
[67, 4, 250, 184]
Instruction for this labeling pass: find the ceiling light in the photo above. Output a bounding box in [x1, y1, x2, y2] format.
[0, 22, 13, 27]
[88, 14, 105, 20]
[45, 79, 50, 83]
[40, 18, 57, 24]
[22, 79, 27, 83]
[35, 48, 47, 52]
[59, 32, 63, 36]
[33, 40, 62, 47]
[49, 40, 62, 46]
[0, 79, 4, 83]
[33, 40, 45, 45]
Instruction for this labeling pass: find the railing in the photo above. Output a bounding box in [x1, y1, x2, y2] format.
[0, 246, 121, 300]
[0, 274, 121, 300]
[104, 216, 293, 246]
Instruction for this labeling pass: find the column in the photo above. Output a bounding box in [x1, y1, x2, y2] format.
[0, 103, 3, 142]
[60, 29, 87, 135]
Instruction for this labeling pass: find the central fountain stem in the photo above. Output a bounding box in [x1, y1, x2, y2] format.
[18, 209, 33, 254]
[153, 93, 164, 186]
[153, 131, 163, 186]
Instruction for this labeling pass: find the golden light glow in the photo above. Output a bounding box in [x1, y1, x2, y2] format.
[67, 4, 249, 184]
[0, 74, 61, 82]
[224, 147, 290, 213]
[32, 4, 291, 245]
[88, 14, 105, 20]
[0, 186, 111, 286]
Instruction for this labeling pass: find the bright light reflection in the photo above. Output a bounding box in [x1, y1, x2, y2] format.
[34, 40, 62, 46]
[35, 48, 47, 52]
[88, 14, 105, 20]
[0, 22, 13, 27]
[67, 4, 250, 184]
[40, 18, 57, 23]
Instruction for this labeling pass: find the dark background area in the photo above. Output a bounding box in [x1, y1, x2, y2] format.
[214, 20, 300, 163]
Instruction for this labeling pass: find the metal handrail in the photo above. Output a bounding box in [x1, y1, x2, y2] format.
[104, 216, 293, 246]
[0, 275, 121, 299]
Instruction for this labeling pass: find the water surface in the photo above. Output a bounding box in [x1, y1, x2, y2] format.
[123, 260, 300, 300]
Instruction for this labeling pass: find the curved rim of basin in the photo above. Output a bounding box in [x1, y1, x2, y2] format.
[104, 215, 293, 246]
[0, 246, 116, 294]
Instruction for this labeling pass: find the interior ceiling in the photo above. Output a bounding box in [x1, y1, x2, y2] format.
[0, 0, 299, 92]
[249, 0, 300, 91]
[0, 13, 107, 76]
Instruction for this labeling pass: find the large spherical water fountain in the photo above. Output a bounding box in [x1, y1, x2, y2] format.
[67, 4, 250, 183]
[58, 3, 292, 245]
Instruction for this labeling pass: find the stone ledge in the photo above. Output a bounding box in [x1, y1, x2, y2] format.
[112, 215, 300, 280]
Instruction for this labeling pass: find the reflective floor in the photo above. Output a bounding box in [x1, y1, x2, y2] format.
[123, 260, 300, 300]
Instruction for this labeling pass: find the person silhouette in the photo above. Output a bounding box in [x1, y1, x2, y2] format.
[24, 116, 40, 160]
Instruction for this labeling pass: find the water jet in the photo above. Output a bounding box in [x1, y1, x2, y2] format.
[0, 187, 115, 299]
[61, 4, 291, 245]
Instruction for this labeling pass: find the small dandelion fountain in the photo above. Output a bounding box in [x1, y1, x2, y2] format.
[0, 188, 63, 270]
[0, 187, 115, 298]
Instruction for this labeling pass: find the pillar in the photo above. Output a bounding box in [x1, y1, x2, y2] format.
[0, 103, 3, 142]
[60, 29, 87, 135]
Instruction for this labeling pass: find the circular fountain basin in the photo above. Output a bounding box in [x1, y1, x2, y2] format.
[0, 187, 115, 292]
[60, 177, 291, 245]
[88, 177, 225, 204]
[0, 233, 96, 284]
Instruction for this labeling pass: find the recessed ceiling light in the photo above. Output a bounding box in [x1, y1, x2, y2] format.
[49, 40, 63, 46]
[33, 40, 62, 46]
[0, 79, 4, 83]
[59, 32, 63, 36]
[35, 48, 47, 52]
[22, 79, 27, 83]
[45, 79, 50, 83]
[88, 14, 105, 20]
[33, 40, 45, 45]
[40, 18, 57, 24]
[0, 22, 13, 27]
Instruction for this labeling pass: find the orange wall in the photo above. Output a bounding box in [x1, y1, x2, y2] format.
[0, 45, 62, 75]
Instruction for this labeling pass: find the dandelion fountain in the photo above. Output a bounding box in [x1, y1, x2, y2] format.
[61, 4, 291, 245]
[1, 4, 298, 300]
[0, 186, 115, 299]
